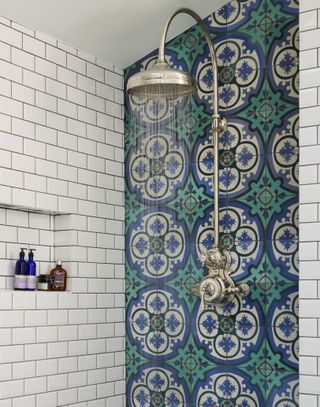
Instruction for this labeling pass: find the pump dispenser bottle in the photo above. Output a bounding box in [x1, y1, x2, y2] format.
[14, 248, 27, 290]
[26, 249, 37, 291]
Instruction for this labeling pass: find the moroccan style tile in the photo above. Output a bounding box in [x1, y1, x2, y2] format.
[266, 372, 299, 406]
[127, 286, 190, 360]
[127, 362, 191, 407]
[238, 167, 296, 231]
[267, 242, 298, 283]
[266, 198, 298, 243]
[125, 0, 298, 404]
[267, 325, 298, 371]
[192, 367, 266, 406]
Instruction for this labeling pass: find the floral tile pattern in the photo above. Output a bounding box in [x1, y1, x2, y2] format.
[125, 0, 298, 405]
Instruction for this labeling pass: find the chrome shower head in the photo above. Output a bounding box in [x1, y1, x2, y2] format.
[127, 60, 197, 98]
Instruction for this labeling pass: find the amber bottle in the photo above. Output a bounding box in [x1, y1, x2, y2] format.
[50, 260, 67, 291]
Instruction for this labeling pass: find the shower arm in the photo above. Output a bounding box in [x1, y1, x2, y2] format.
[158, 8, 224, 248]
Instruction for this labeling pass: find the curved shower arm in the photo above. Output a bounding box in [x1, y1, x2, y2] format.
[157, 7, 219, 117]
[157, 7, 223, 248]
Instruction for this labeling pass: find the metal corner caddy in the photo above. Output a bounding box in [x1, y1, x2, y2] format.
[127, 7, 250, 309]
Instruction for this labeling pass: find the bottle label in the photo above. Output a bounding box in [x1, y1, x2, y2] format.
[54, 271, 65, 288]
[37, 282, 49, 291]
[26, 276, 37, 290]
[14, 275, 27, 289]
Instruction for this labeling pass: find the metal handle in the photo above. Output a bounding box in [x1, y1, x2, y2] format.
[200, 285, 206, 311]
[191, 248, 250, 309]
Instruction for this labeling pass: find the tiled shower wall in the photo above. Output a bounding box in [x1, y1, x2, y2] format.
[300, 0, 320, 405]
[125, 0, 298, 406]
[0, 15, 125, 407]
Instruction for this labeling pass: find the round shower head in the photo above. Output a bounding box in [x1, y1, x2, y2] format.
[127, 60, 197, 98]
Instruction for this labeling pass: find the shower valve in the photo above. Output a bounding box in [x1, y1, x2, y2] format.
[191, 248, 250, 309]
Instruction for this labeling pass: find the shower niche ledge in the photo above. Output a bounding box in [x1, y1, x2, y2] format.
[0, 201, 74, 292]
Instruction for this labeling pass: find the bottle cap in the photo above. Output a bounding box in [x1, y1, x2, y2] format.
[29, 248, 36, 258]
[57, 260, 62, 266]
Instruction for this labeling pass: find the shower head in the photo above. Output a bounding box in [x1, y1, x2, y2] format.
[127, 8, 218, 105]
[127, 60, 197, 98]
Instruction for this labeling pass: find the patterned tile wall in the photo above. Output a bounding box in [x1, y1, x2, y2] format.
[125, 0, 299, 405]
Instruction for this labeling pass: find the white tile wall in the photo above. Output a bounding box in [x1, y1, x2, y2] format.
[300, 1, 320, 405]
[0, 13, 125, 407]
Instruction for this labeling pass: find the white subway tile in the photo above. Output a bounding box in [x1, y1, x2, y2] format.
[0, 23, 22, 47]
[67, 85, 86, 106]
[36, 158, 57, 178]
[301, 28, 320, 50]
[0, 94, 23, 118]
[58, 356, 77, 374]
[87, 93, 105, 113]
[58, 99, 77, 118]
[0, 112, 12, 133]
[78, 74, 96, 94]
[35, 57, 57, 79]
[36, 358, 58, 376]
[12, 152, 35, 173]
[12, 82, 35, 104]
[78, 169, 97, 186]
[0, 41, 10, 61]
[68, 371, 87, 388]
[24, 138, 46, 158]
[46, 77, 67, 98]
[97, 112, 113, 130]
[47, 111, 67, 131]
[12, 47, 35, 70]
[300, 126, 318, 146]
[13, 188, 35, 207]
[67, 54, 86, 74]
[96, 82, 113, 100]
[24, 104, 46, 125]
[58, 196, 78, 213]
[301, 49, 318, 70]
[67, 117, 86, 137]
[36, 391, 57, 407]
[0, 167, 23, 188]
[23, 69, 45, 91]
[87, 63, 104, 82]
[0, 379, 24, 398]
[301, 10, 318, 31]
[57, 388, 77, 405]
[24, 376, 47, 394]
[88, 155, 105, 172]
[46, 44, 66, 66]
[105, 71, 123, 89]
[12, 327, 36, 345]
[301, 375, 320, 394]
[58, 164, 77, 182]
[47, 341, 68, 358]
[78, 384, 97, 402]
[78, 106, 96, 124]
[23, 34, 45, 57]
[36, 91, 57, 112]
[301, 87, 318, 108]
[0, 345, 23, 364]
[13, 361, 36, 379]
[57, 66, 76, 87]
